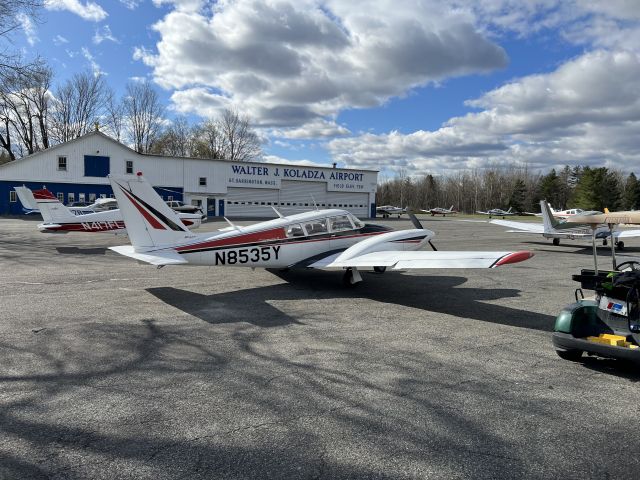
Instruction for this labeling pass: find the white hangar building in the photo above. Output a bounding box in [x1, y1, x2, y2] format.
[0, 131, 378, 218]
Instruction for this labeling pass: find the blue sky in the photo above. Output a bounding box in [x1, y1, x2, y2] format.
[13, 1, 640, 176]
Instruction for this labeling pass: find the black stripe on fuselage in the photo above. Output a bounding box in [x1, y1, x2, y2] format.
[121, 184, 187, 232]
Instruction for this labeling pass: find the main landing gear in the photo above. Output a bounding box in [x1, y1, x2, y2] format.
[602, 239, 625, 250]
[553, 238, 560, 246]
[342, 267, 363, 286]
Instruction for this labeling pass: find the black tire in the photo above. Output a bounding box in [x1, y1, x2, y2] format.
[617, 241, 625, 250]
[556, 349, 583, 361]
[373, 266, 386, 274]
[552, 238, 560, 246]
[603, 239, 608, 246]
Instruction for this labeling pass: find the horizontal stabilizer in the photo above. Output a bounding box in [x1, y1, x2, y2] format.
[109, 245, 188, 265]
[310, 250, 533, 270]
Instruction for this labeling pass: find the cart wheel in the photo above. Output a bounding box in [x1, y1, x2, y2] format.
[552, 238, 560, 246]
[616, 241, 625, 250]
[556, 349, 583, 361]
[603, 238, 608, 246]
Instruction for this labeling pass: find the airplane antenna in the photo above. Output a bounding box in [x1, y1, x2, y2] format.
[272, 206, 286, 218]
[310, 194, 318, 210]
[223, 217, 241, 230]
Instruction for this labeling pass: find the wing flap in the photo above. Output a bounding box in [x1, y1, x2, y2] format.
[312, 250, 533, 270]
[109, 245, 187, 265]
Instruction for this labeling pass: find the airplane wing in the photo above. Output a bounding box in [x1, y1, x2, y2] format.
[489, 219, 544, 234]
[613, 229, 640, 239]
[109, 246, 188, 265]
[309, 250, 533, 270]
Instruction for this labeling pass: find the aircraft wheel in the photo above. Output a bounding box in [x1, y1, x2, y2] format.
[616, 241, 625, 250]
[555, 349, 583, 362]
[373, 266, 386, 274]
[552, 238, 560, 246]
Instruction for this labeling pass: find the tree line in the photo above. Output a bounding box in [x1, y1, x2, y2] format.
[377, 165, 640, 213]
[0, 66, 262, 164]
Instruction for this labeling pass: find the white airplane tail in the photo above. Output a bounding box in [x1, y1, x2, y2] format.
[506, 206, 513, 213]
[109, 174, 194, 250]
[33, 189, 76, 223]
[540, 200, 561, 233]
[14, 186, 40, 213]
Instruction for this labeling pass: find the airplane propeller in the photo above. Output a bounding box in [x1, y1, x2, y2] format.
[409, 213, 437, 251]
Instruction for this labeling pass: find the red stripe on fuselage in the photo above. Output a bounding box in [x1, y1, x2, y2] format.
[119, 187, 165, 230]
[41, 221, 126, 232]
[176, 227, 287, 252]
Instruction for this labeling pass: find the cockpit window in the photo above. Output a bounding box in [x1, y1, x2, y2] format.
[329, 215, 353, 232]
[285, 223, 305, 237]
[303, 219, 328, 236]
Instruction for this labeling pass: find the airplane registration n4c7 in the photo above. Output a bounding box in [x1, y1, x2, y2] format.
[107, 173, 534, 285]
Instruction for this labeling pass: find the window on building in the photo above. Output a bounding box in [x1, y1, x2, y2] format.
[192, 199, 202, 207]
[57, 193, 64, 203]
[68, 192, 75, 203]
[58, 156, 67, 171]
[199, 177, 207, 186]
[100, 194, 107, 198]
[125, 160, 134, 174]
[89, 193, 96, 202]
[9, 191, 16, 203]
[78, 193, 85, 203]
[167, 195, 174, 201]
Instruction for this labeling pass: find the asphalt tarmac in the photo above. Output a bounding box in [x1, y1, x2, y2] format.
[1, 215, 640, 479]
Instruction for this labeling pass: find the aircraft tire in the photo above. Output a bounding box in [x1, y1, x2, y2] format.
[373, 266, 386, 274]
[552, 238, 560, 246]
[617, 241, 625, 250]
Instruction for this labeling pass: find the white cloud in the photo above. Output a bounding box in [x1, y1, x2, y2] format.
[263, 155, 328, 168]
[45, 0, 108, 22]
[119, 0, 140, 9]
[81, 47, 105, 76]
[53, 34, 69, 46]
[17, 13, 38, 46]
[328, 50, 640, 174]
[93, 25, 118, 44]
[137, 0, 507, 131]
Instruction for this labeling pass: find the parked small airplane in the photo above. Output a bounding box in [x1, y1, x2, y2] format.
[376, 205, 406, 218]
[31, 187, 204, 234]
[422, 205, 457, 216]
[14, 186, 118, 216]
[476, 207, 515, 218]
[106, 173, 533, 285]
[489, 200, 640, 249]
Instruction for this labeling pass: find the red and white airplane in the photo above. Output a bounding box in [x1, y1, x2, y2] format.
[31, 187, 203, 234]
[106, 173, 533, 285]
[421, 205, 457, 216]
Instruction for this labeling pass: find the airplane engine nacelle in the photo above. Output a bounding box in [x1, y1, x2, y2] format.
[334, 229, 433, 264]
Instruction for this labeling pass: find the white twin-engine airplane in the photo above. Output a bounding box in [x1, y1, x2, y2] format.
[31, 187, 204, 234]
[107, 173, 533, 285]
[490, 200, 640, 249]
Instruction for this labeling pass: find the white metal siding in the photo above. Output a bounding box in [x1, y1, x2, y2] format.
[226, 187, 280, 217]
[279, 181, 327, 209]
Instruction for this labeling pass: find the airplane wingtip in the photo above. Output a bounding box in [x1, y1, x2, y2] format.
[494, 251, 534, 267]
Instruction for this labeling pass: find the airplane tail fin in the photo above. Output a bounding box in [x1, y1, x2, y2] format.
[32, 189, 76, 223]
[109, 174, 194, 250]
[540, 199, 561, 233]
[14, 186, 40, 213]
[449, 205, 454, 211]
[507, 206, 513, 213]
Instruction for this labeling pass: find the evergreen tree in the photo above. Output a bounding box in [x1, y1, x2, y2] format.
[538, 169, 560, 210]
[623, 173, 639, 210]
[508, 178, 526, 212]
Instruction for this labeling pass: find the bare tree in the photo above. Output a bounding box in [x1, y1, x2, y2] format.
[0, 62, 51, 157]
[191, 119, 225, 159]
[0, 1, 43, 82]
[50, 71, 108, 143]
[123, 81, 164, 153]
[104, 89, 124, 142]
[219, 109, 261, 162]
[150, 116, 193, 156]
